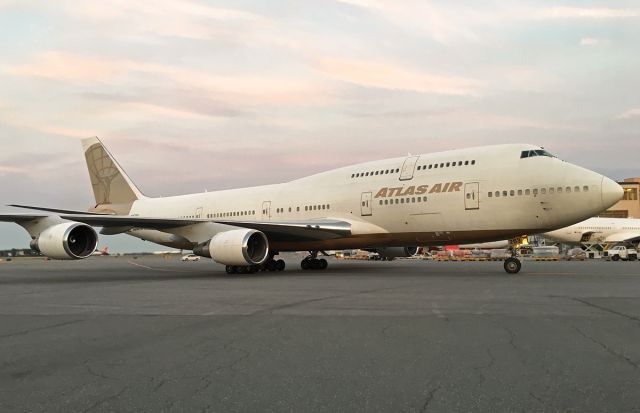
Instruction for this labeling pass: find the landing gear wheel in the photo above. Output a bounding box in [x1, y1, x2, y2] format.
[276, 259, 286, 271]
[301, 259, 310, 270]
[504, 257, 522, 274]
[319, 258, 328, 270]
[225, 265, 234, 274]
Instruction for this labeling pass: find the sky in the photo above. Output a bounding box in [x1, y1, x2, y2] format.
[0, 0, 639, 252]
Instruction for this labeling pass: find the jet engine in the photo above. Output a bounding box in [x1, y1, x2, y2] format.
[375, 247, 421, 259]
[193, 229, 269, 266]
[31, 222, 99, 260]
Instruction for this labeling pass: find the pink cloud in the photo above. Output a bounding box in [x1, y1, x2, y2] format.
[314, 57, 483, 96]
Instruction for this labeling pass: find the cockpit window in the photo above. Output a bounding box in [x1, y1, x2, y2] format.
[520, 149, 554, 159]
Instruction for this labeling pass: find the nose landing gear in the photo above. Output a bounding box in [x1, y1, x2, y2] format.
[503, 240, 522, 274]
[503, 257, 522, 274]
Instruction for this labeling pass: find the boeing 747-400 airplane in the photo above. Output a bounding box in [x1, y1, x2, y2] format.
[0, 138, 623, 273]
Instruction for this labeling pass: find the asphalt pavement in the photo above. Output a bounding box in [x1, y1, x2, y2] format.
[1, 255, 639, 413]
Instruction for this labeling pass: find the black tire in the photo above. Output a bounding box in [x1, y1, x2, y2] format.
[310, 259, 321, 270]
[612, 255, 620, 262]
[504, 257, 522, 274]
[301, 259, 310, 270]
[225, 265, 234, 274]
[276, 259, 286, 271]
[629, 255, 637, 262]
[319, 258, 328, 270]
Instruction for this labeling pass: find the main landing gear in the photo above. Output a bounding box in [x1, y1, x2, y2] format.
[225, 253, 285, 275]
[301, 251, 328, 271]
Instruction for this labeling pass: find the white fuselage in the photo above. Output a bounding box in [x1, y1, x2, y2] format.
[111, 144, 621, 251]
[544, 217, 640, 244]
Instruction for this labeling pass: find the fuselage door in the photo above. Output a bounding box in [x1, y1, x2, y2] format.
[464, 182, 480, 210]
[195, 207, 203, 218]
[361, 192, 372, 216]
[400, 156, 419, 181]
[262, 201, 271, 220]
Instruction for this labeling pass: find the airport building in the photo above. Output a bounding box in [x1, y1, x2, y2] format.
[601, 177, 640, 218]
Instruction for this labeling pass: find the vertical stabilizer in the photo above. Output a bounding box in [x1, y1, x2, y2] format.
[81, 137, 146, 207]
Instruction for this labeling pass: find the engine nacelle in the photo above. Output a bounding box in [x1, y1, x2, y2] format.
[33, 223, 99, 260]
[376, 247, 421, 259]
[194, 229, 269, 266]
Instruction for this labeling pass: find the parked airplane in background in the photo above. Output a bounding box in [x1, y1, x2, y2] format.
[544, 217, 640, 245]
[0, 138, 623, 274]
[91, 246, 109, 256]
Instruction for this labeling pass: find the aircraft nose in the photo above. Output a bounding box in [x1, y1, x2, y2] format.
[601, 176, 623, 209]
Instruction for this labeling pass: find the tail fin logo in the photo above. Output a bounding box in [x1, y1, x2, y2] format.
[82, 137, 145, 207]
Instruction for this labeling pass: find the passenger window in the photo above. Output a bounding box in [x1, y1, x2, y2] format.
[541, 188, 546, 194]
[322, 205, 326, 210]
[557, 187, 562, 193]
[379, 200, 383, 205]
[583, 186, 589, 192]
[549, 188, 554, 194]
[525, 189, 531, 195]
[467, 193, 471, 199]
[518, 190, 523, 196]
[510, 190, 515, 196]
[502, 191, 508, 197]
[464, 161, 469, 165]
[440, 163, 444, 168]
[401, 198, 405, 204]
[395, 168, 400, 173]
[471, 160, 476, 165]
[495, 191, 500, 197]
[412, 197, 416, 203]
[417, 166, 421, 170]
[417, 197, 421, 202]
[395, 199, 399, 204]
[566, 187, 571, 193]
[446, 162, 450, 167]
[533, 189, 538, 195]
[384, 199, 389, 205]
[488, 192, 493, 197]
[574, 186, 580, 192]
[428, 165, 433, 169]
[434, 164, 438, 169]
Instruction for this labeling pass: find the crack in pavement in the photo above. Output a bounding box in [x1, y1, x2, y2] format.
[573, 326, 638, 370]
[0, 319, 84, 339]
[572, 298, 640, 323]
[82, 386, 127, 413]
[502, 325, 518, 350]
[419, 385, 441, 413]
[255, 284, 423, 314]
[83, 360, 116, 381]
[473, 348, 496, 386]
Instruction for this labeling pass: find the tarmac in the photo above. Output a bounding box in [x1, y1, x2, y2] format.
[1, 255, 639, 413]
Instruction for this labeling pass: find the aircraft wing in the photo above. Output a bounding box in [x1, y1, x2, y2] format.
[604, 232, 640, 243]
[0, 213, 352, 242]
[0, 213, 51, 222]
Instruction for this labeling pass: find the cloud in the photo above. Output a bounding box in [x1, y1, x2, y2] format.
[617, 108, 640, 119]
[4, 51, 333, 106]
[67, 0, 271, 41]
[538, 7, 640, 19]
[0, 165, 28, 175]
[579, 37, 608, 47]
[314, 57, 483, 95]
